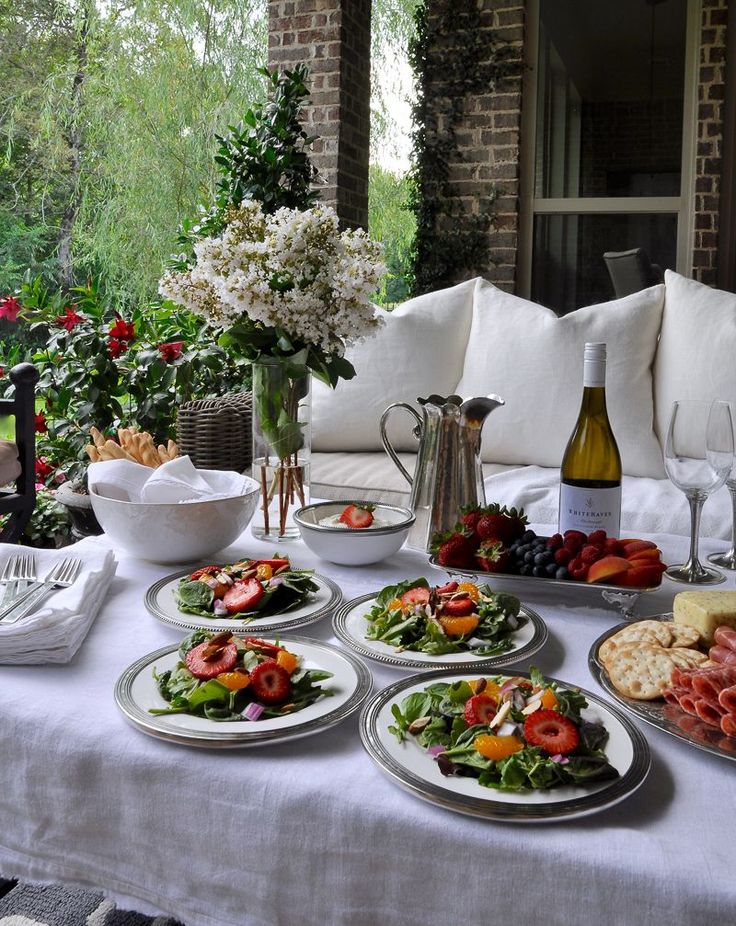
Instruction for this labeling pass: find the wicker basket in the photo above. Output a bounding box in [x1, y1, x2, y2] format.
[176, 393, 253, 474]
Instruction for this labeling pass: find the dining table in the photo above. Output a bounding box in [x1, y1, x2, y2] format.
[0, 522, 734, 926]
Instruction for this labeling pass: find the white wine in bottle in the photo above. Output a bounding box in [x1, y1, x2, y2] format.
[558, 342, 622, 536]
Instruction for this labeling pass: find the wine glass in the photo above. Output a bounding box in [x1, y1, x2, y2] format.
[708, 403, 736, 570]
[663, 399, 734, 584]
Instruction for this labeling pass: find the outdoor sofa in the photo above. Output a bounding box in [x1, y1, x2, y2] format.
[311, 269, 736, 541]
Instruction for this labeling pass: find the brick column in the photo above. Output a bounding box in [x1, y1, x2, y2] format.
[693, 0, 729, 284]
[268, 0, 371, 231]
[413, 0, 525, 294]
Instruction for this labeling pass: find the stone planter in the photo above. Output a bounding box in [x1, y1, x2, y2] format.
[54, 480, 104, 542]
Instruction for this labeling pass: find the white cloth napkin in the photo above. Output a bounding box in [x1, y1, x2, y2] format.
[88, 456, 257, 504]
[0, 539, 117, 664]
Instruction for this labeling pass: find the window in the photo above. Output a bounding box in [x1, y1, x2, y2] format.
[519, 0, 698, 313]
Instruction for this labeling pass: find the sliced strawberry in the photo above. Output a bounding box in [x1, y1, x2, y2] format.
[222, 578, 265, 614]
[524, 709, 580, 755]
[190, 564, 221, 580]
[338, 503, 375, 529]
[464, 694, 498, 726]
[249, 660, 291, 704]
[247, 558, 290, 571]
[436, 581, 459, 595]
[401, 586, 431, 607]
[441, 595, 476, 616]
[186, 640, 238, 679]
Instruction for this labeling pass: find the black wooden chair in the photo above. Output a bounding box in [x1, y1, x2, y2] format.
[0, 363, 40, 543]
[603, 248, 664, 299]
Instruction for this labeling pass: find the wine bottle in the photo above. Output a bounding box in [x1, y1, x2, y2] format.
[558, 342, 622, 536]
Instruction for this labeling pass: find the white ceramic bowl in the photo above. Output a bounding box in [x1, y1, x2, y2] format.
[293, 501, 415, 566]
[89, 484, 260, 564]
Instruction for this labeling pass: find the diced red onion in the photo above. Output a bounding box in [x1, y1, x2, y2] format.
[427, 745, 445, 757]
[512, 689, 527, 710]
[496, 721, 517, 737]
[213, 599, 227, 616]
[550, 754, 569, 764]
[269, 577, 284, 587]
[243, 702, 264, 721]
[500, 680, 517, 696]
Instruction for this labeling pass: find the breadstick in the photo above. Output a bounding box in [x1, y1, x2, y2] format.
[85, 444, 101, 462]
[103, 439, 134, 461]
[90, 426, 106, 450]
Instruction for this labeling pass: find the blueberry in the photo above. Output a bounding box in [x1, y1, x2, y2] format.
[555, 566, 569, 581]
[534, 552, 548, 565]
[545, 562, 558, 576]
[532, 565, 546, 577]
[522, 530, 536, 542]
[519, 564, 532, 576]
[524, 551, 535, 564]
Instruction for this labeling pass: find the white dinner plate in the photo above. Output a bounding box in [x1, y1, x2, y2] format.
[115, 635, 373, 748]
[360, 669, 651, 822]
[333, 591, 547, 671]
[144, 569, 342, 633]
[589, 616, 736, 763]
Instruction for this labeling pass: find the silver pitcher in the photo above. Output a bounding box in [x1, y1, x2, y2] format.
[380, 393, 505, 552]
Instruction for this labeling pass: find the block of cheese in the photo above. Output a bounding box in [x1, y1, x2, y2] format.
[673, 591, 736, 645]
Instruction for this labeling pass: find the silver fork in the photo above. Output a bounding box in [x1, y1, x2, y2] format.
[0, 554, 36, 607]
[0, 558, 82, 623]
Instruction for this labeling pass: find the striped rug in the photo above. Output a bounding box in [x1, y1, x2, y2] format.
[0, 878, 184, 926]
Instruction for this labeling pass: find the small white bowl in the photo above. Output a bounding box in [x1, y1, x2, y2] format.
[89, 483, 260, 564]
[294, 501, 415, 566]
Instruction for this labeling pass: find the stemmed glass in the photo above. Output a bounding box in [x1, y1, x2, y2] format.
[708, 403, 736, 569]
[663, 400, 734, 584]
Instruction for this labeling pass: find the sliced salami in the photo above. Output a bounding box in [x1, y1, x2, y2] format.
[718, 684, 736, 714]
[692, 696, 724, 728]
[714, 625, 736, 652]
[720, 713, 736, 738]
[692, 666, 736, 701]
[709, 645, 736, 666]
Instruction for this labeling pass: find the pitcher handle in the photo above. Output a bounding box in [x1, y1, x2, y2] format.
[380, 403, 422, 486]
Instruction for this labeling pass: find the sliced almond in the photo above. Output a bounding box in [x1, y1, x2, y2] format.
[489, 700, 512, 729]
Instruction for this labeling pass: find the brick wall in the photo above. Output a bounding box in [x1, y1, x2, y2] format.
[693, 0, 728, 284]
[413, 0, 525, 293]
[267, 0, 371, 230]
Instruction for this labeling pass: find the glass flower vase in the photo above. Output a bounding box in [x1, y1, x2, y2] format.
[250, 358, 311, 541]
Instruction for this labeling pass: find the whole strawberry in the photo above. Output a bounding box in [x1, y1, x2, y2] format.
[431, 528, 475, 568]
[459, 504, 483, 542]
[475, 538, 509, 573]
[476, 504, 528, 545]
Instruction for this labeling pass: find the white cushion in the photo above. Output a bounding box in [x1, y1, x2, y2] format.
[0, 440, 21, 485]
[311, 279, 476, 452]
[456, 280, 666, 478]
[654, 270, 736, 447]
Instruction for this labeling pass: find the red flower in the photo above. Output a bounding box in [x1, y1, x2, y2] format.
[0, 295, 21, 322]
[34, 412, 48, 433]
[35, 457, 54, 479]
[158, 341, 184, 362]
[56, 305, 83, 331]
[0, 366, 4, 378]
[108, 337, 128, 359]
[109, 316, 135, 342]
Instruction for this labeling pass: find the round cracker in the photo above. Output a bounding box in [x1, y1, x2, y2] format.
[667, 647, 709, 668]
[606, 643, 676, 700]
[598, 621, 670, 667]
[668, 624, 702, 648]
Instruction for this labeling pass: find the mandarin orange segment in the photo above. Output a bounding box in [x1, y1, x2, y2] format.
[255, 563, 273, 581]
[474, 734, 524, 761]
[540, 688, 558, 710]
[387, 597, 404, 612]
[276, 650, 299, 674]
[457, 582, 480, 602]
[439, 615, 480, 637]
[217, 671, 251, 691]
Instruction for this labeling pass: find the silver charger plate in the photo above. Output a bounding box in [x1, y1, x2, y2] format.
[115, 634, 373, 748]
[360, 668, 651, 822]
[428, 555, 659, 619]
[144, 569, 342, 633]
[589, 616, 736, 763]
[333, 590, 548, 671]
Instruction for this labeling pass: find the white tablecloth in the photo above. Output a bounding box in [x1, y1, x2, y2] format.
[1, 525, 735, 926]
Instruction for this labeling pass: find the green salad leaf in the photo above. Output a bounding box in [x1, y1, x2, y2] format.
[174, 567, 319, 621]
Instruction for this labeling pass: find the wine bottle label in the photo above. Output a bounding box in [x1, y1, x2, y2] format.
[558, 484, 621, 536]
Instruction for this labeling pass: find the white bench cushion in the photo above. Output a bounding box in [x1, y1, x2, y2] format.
[0, 440, 21, 486]
[311, 279, 476, 453]
[456, 280, 666, 478]
[654, 270, 736, 447]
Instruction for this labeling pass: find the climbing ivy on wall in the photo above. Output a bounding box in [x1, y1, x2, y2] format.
[408, 0, 523, 295]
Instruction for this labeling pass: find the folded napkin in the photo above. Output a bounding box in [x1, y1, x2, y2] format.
[88, 455, 257, 504]
[0, 540, 117, 664]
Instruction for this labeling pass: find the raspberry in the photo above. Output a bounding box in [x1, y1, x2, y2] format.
[554, 547, 572, 566]
[545, 533, 564, 550]
[523, 709, 580, 755]
[587, 529, 607, 545]
[580, 544, 603, 565]
[563, 535, 583, 553]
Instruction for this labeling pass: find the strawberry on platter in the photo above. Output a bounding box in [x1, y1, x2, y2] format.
[174, 557, 320, 620]
[388, 667, 620, 792]
[152, 630, 334, 721]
